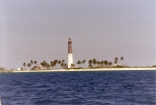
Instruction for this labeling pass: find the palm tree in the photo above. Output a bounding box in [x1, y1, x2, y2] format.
[40, 62, 43, 65]
[100, 60, 104, 67]
[115, 57, 118, 61]
[34, 61, 37, 65]
[27, 63, 31, 69]
[79, 61, 82, 67]
[93, 58, 97, 67]
[41, 61, 47, 69]
[58, 60, 61, 64]
[60, 63, 64, 68]
[109, 61, 112, 67]
[58, 60, 61, 68]
[31, 60, 33, 64]
[82, 60, 86, 68]
[54, 59, 58, 68]
[50, 61, 54, 69]
[97, 61, 100, 67]
[62, 59, 65, 63]
[120, 57, 124, 66]
[114, 57, 118, 65]
[114, 60, 117, 64]
[23, 62, 26, 69]
[46, 64, 50, 69]
[71, 64, 75, 68]
[64, 63, 67, 68]
[30, 60, 33, 68]
[88, 59, 93, 66]
[88, 63, 92, 68]
[104, 60, 108, 66]
[77, 60, 81, 67]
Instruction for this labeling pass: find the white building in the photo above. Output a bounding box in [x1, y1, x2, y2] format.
[68, 38, 73, 68]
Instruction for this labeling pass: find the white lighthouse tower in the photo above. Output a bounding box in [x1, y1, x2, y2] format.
[68, 38, 73, 68]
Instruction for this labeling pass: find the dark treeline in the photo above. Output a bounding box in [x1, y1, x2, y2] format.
[22, 59, 67, 70]
[22, 57, 124, 70]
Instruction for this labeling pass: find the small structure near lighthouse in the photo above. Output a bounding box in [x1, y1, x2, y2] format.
[68, 38, 73, 68]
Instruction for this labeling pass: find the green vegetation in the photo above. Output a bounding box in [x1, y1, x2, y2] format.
[22, 56, 126, 70]
[152, 65, 156, 67]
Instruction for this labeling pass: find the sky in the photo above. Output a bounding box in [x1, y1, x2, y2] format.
[0, 0, 156, 68]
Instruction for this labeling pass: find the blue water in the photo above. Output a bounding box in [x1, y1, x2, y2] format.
[0, 70, 156, 105]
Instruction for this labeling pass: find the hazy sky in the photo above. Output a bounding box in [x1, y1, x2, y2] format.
[0, 0, 156, 68]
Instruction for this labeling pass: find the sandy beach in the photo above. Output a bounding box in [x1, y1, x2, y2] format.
[12, 68, 156, 73]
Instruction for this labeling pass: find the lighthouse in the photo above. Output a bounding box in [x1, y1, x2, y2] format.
[68, 38, 73, 68]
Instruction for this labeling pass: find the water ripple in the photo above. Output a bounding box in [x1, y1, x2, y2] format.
[0, 71, 156, 105]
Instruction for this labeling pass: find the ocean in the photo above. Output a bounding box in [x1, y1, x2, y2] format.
[0, 70, 156, 105]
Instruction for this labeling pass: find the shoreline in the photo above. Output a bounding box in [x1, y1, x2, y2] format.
[10, 68, 156, 73]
